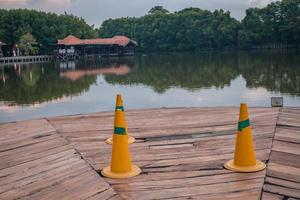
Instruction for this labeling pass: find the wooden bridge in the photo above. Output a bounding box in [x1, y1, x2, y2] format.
[0, 55, 53, 64]
[0, 107, 299, 199]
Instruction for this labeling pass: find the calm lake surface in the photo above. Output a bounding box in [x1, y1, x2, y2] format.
[0, 51, 300, 123]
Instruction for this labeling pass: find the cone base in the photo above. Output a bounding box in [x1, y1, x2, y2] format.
[101, 165, 141, 179]
[105, 136, 135, 145]
[224, 160, 266, 172]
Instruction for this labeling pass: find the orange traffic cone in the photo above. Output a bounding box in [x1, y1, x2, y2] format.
[101, 109, 141, 178]
[224, 103, 266, 172]
[106, 94, 135, 145]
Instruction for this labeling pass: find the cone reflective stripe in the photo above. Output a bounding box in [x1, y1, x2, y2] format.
[106, 94, 135, 144]
[115, 106, 124, 111]
[224, 103, 266, 172]
[114, 127, 126, 135]
[115, 94, 124, 111]
[101, 110, 141, 178]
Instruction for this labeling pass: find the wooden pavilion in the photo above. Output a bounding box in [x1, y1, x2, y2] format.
[55, 35, 137, 60]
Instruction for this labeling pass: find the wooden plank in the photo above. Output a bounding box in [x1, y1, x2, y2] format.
[0, 119, 55, 140]
[263, 184, 300, 199]
[0, 149, 80, 187]
[166, 189, 261, 200]
[261, 192, 284, 200]
[110, 172, 265, 192]
[48, 107, 278, 134]
[0, 159, 89, 196]
[274, 127, 300, 144]
[106, 169, 233, 184]
[269, 151, 300, 169]
[265, 177, 300, 190]
[0, 138, 71, 170]
[118, 178, 264, 200]
[267, 163, 300, 183]
[262, 107, 300, 200]
[272, 140, 300, 155]
[0, 107, 283, 199]
[86, 188, 121, 200]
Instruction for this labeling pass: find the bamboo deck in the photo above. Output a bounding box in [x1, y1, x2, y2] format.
[0, 107, 299, 200]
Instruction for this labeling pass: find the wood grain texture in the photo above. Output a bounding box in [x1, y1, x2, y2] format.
[48, 107, 279, 200]
[3, 107, 299, 200]
[262, 107, 300, 200]
[0, 119, 120, 200]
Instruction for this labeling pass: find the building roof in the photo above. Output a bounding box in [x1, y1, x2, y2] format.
[57, 35, 137, 47]
[60, 65, 130, 81]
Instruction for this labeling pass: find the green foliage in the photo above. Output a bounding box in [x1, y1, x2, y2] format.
[99, 7, 240, 51]
[19, 33, 38, 55]
[148, 6, 169, 15]
[239, 0, 300, 47]
[0, 9, 96, 53]
[1, 0, 299, 53]
[99, 0, 300, 51]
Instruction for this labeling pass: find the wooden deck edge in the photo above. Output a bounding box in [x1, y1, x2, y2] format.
[44, 118, 123, 199]
[260, 108, 281, 200]
[261, 107, 300, 200]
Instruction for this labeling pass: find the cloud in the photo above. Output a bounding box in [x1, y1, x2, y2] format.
[0, 0, 27, 5]
[249, 0, 274, 7]
[28, 0, 78, 8]
[0, 0, 277, 27]
[0, 0, 78, 10]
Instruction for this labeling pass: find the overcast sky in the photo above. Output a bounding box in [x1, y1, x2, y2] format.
[0, 0, 275, 27]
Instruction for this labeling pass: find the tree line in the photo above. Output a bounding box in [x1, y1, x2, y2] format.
[99, 0, 300, 51]
[0, 9, 95, 55]
[0, 0, 299, 55]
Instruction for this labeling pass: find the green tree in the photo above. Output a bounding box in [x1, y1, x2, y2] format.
[100, 0, 300, 51]
[0, 9, 96, 54]
[1, 0, 299, 53]
[239, 0, 300, 48]
[148, 6, 169, 15]
[19, 33, 38, 55]
[99, 7, 240, 51]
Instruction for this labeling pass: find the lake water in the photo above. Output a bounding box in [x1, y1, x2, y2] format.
[0, 51, 300, 123]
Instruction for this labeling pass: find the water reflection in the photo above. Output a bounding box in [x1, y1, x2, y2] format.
[238, 51, 300, 96]
[0, 58, 134, 106]
[0, 51, 299, 109]
[106, 52, 240, 93]
[105, 51, 300, 95]
[60, 64, 130, 81]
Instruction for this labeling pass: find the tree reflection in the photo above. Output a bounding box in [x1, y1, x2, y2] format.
[0, 63, 97, 105]
[0, 51, 299, 107]
[105, 51, 300, 95]
[0, 57, 135, 105]
[238, 51, 300, 96]
[105, 52, 240, 93]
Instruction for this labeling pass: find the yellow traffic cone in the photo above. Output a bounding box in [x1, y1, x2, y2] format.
[224, 103, 266, 172]
[106, 94, 135, 145]
[101, 109, 141, 178]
